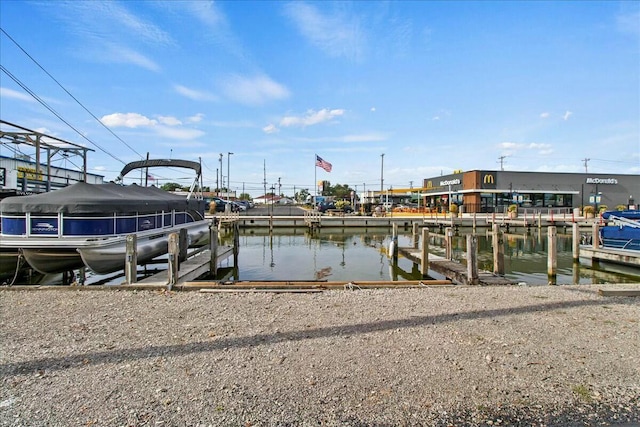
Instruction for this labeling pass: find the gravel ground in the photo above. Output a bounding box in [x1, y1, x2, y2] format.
[1, 285, 639, 427]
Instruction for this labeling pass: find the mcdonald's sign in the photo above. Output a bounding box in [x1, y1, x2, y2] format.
[482, 173, 496, 188]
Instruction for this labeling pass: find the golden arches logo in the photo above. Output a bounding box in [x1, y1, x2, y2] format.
[426, 181, 433, 188]
[483, 174, 494, 184]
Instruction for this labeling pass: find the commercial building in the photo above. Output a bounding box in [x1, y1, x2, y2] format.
[378, 170, 638, 214]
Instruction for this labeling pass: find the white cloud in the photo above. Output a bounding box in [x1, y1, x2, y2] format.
[563, 111, 573, 121]
[100, 112, 203, 140]
[220, 74, 290, 106]
[284, 2, 365, 61]
[158, 116, 182, 126]
[56, 1, 174, 46]
[187, 113, 205, 123]
[499, 142, 520, 150]
[279, 109, 345, 127]
[540, 112, 550, 119]
[370, 107, 376, 112]
[101, 112, 157, 128]
[155, 126, 204, 140]
[103, 43, 160, 72]
[174, 84, 217, 101]
[0, 87, 34, 102]
[263, 124, 279, 134]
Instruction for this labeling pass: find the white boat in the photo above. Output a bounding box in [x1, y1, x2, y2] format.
[0, 159, 210, 276]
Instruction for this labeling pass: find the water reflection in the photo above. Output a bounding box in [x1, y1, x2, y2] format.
[217, 227, 640, 285]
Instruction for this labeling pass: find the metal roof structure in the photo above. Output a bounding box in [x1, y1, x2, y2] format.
[0, 119, 94, 183]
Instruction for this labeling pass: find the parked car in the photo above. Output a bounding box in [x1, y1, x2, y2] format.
[316, 201, 335, 213]
[231, 201, 247, 211]
[235, 200, 252, 210]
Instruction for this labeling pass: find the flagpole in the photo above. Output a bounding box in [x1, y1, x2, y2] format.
[314, 153, 317, 199]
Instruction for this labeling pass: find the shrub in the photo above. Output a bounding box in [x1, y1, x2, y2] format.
[615, 205, 627, 211]
[449, 204, 458, 214]
[508, 204, 518, 212]
[583, 205, 595, 215]
[598, 205, 608, 213]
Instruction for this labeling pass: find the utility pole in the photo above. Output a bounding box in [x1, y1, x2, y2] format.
[263, 160, 267, 199]
[380, 153, 385, 195]
[582, 158, 590, 174]
[227, 152, 233, 198]
[219, 153, 223, 196]
[498, 155, 507, 171]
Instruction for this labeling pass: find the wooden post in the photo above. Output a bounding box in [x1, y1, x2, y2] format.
[412, 222, 419, 249]
[125, 234, 137, 284]
[472, 212, 477, 231]
[233, 221, 240, 266]
[538, 211, 542, 229]
[445, 227, 453, 260]
[420, 227, 429, 277]
[178, 228, 188, 263]
[547, 226, 557, 285]
[572, 223, 580, 262]
[592, 222, 600, 249]
[492, 224, 504, 275]
[466, 234, 478, 285]
[210, 222, 218, 277]
[168, 232, 179, 289]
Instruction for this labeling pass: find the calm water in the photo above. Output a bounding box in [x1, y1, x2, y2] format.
[216, 227, 640, 285]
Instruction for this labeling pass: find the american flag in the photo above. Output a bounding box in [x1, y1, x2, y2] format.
[315, 155, 332, 172]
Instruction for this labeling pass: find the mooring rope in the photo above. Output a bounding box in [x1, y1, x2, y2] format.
[7, 253, 26, 287]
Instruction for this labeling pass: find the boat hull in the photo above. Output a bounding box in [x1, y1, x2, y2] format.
[78, 221, 210, 274]
[22, 248, 86, 274]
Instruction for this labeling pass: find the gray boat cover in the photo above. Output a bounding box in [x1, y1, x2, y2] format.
[0, 182, 205, 215]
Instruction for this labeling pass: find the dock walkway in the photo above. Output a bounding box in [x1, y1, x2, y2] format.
[397, 246, 516, 286]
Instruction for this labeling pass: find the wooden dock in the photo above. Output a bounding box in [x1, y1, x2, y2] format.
[397, 247, 515, 286]
[579, 245, 640, 270]
[136, 246, 234, 287]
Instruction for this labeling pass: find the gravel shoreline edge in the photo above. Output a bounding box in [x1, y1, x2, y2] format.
[1, 285, 639, 426]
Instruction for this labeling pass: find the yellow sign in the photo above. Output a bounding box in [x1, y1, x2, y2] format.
[483, 174, 494, 184]
[17, 166, 42, 180]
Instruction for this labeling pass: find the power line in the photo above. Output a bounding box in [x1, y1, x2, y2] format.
[0, 64, 125, 165]
[0, 27, 143, 160]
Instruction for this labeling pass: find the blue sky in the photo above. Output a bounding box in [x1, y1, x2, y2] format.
[1, 1, 638, 197]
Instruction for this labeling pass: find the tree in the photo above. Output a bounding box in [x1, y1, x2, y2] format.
[239, 193, 252, 201]
[296, 188, 310, 203]
[161, 182, 183, 192]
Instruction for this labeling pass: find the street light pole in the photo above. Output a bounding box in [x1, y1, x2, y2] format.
[227, 152, 233, 198]
[380, 153, 384, 202]
[218, 153, 223, 197]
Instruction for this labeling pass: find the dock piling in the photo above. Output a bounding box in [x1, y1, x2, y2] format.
[210, 222, 218, 277]
[492, 224, 504, 275]
[466, 234, 478, 285]
[547, 226, 557, 284]
[420, 227, 429, 276]
[572, 223, 580, 261]
[125, 234, 137, 284]
[168, 232, 179, 289]
[445, 227, 453, 260]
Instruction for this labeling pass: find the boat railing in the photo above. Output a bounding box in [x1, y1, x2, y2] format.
[1, 209, 200, 238]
